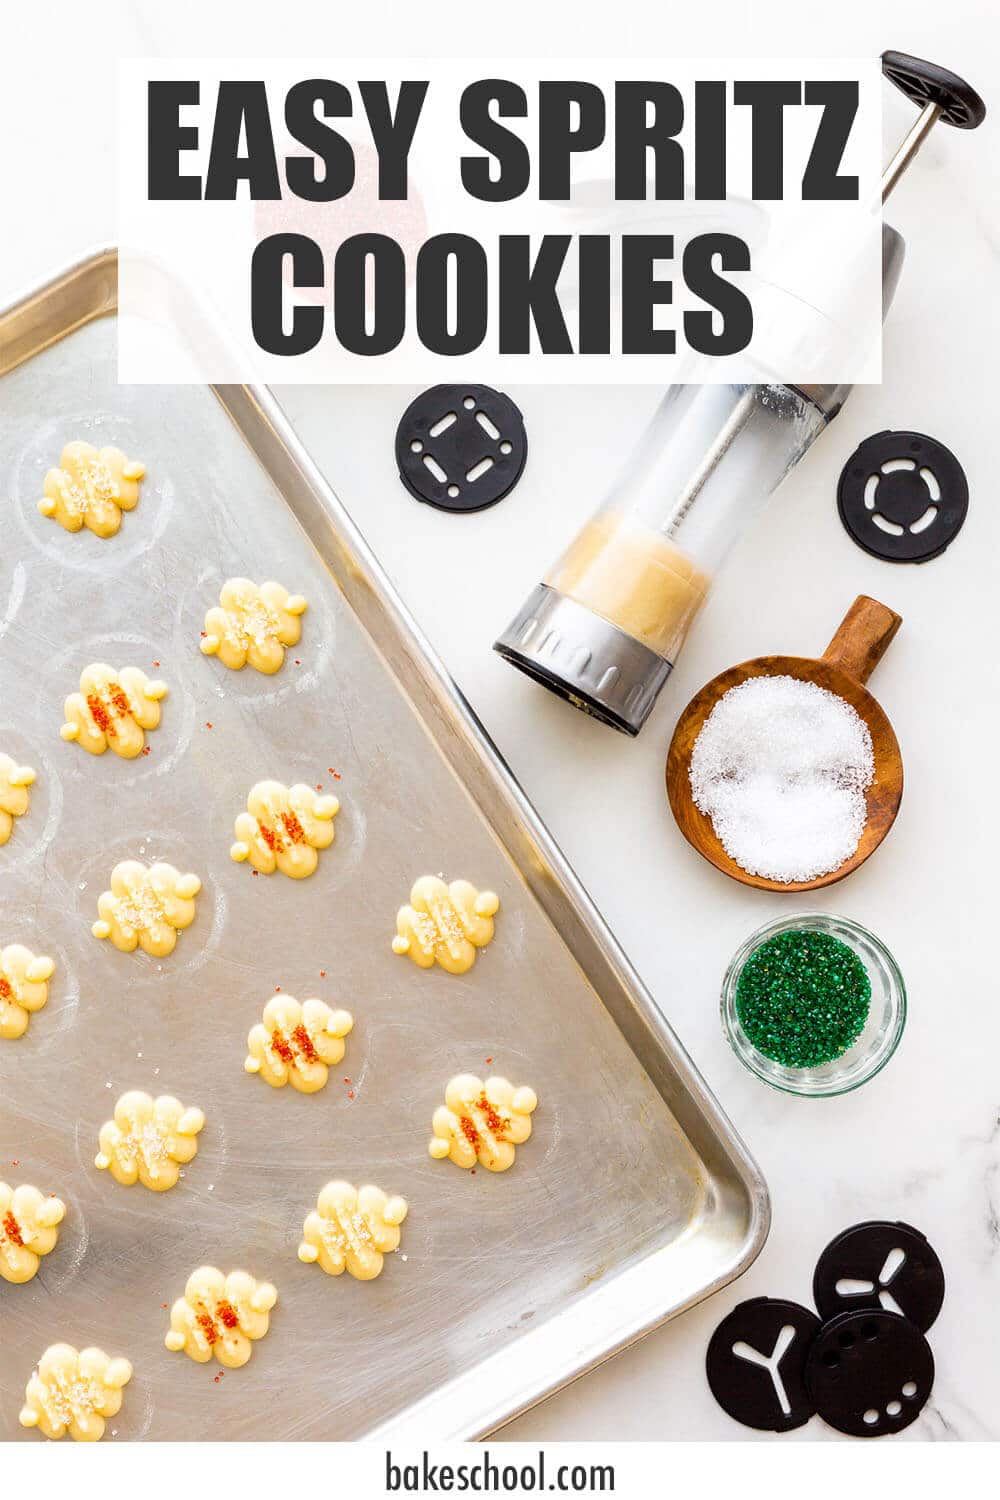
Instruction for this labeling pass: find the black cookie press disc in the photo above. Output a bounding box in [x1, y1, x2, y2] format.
[837, 429, 968, 563]
[706, 1297, 820, 1432]
[813, 1220, 945, 1333]
[395, 384, 527, 513]
[805, 1309, 934, 1437]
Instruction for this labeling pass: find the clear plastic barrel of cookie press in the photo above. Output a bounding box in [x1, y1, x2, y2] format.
[543, 384, 827, 662]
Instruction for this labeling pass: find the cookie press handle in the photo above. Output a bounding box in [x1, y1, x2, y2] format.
[881, 49, 987, 201]
[821, 595, 902, 687]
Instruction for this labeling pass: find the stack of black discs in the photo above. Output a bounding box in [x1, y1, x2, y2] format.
[706, 1221, 945, 1437]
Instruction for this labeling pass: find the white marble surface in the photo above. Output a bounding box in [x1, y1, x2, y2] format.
[4, 0, 999, 1442]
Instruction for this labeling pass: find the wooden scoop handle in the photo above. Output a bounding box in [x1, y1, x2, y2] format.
[821, 595, 902, 685]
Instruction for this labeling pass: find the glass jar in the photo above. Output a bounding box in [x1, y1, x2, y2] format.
[721, 912, 906, 1097]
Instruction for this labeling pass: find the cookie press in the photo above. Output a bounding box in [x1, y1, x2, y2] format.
[494, 50, 986, 735]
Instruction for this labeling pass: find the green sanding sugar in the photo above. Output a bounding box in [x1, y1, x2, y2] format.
[735, 929, 871, 1069]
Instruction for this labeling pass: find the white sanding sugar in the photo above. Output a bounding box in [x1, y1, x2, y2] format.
[689, 675, 874, 883]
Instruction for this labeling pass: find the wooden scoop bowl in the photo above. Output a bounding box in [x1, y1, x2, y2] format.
[666, 596, 903, 892]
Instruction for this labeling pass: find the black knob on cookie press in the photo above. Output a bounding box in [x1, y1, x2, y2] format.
[880, 50, 987, 201]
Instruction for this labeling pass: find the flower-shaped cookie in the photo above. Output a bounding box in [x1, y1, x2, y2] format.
[0, 1183, 66, 1284]
[0, 754, 35, 846]
[61, 663, 168, 758]
[19, 1343, 132, 1442]
[392, 876, 499, 974]
[201, 578, 307, 674]
[95, 1090, 205, 1192]
[299, 1181, 407, 1281]
[38, 441, 145, 538]
[245, 994, 353, 1093]
[165, 1266, 277, 1368]
[92, 860, 201, 956]
[0, 944, 55, 1041]
[231, 780, 339, 879]
[429, 1074, 538, 1172]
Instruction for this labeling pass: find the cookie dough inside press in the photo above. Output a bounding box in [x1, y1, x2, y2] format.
[392, 876, 499, 974]
[0, 944, 54, 1041]
[200, 578, 307, 674]
[0, 1183, 65, 1283]
[299, 1181, 407, 1280]
[245, 994, 353, 1093]
[545, 510, 710, 662]
[92, 860, 201, 955]
[429, 1073, 537, 1171]
[0, 754, 35, 846]
[231, 780, 339, 878]
[19, 1343, 132, 1442]
[37, 441, 145, 538]
[61, 664, 167, 758]
[95, 1090, 205, 1191]
[165, 1266, 277, 1367]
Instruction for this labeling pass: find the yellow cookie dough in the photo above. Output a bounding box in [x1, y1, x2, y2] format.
[95, 1090, 205, 1191]
[19, 1343, 132, 1442]
[200, 578, 307, 674]
[429, 1073, 538, 1172]
[298, 1181, 407, 1281]
[61, 664, 167, 758]
[38, 441, 145, 538]
[165, 1266, 277, 1368]
[545, 511, 711, 661]
[231, 780, 339, 878]
[245, 994, 353, 1093]
[0, 754, 35, 846]
[92, 860, 201, 956]
[392, 876, 499, 974]
[0, 1183, 65, 1284]
[0, 944, 54, 1041]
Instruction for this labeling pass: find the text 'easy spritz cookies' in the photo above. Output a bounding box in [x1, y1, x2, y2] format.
[61, 663, 167, 758]
[0, 754, 35, 846]
[165, 1266, 277, 1367]
[38, 441, 145, 537]
[92, 860, 201, 956]
[392, 876, 499, 974]
[95, 1090, 205, 1191]
[0, 944, 54, 1041]
[200, 578, 306, 674]
[429, 1074, 538, 1172]
[231, 780, 339, 878]
[0, 1183, 65, 1284]
[245, 994, 353, 1093]
[299, 1181, 407, 1281]
[19, 1343, 132, 1442]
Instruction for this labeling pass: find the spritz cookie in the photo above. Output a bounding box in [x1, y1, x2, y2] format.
[92, 860, 201, 956]
[231, 780, 339, 879]
[0, 1183, 66, 1284]
[392, 876, 499, 974]
[0, 944, 55, 1041]
[61, 663, 167, 758]
[429, 1074, 538, 1172]
[245, 994, 353, 1094]
[95, 1090, 205, 1192]
[0, 753, 35, 846]
[38, 440, 145, 538]
[19, 1343, 132, 1442]
[200, 578, 306, 674]
[165, 1266, 277, 1367]
[298, 1181, 407, 1281]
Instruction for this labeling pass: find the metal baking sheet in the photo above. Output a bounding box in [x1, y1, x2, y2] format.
[0, 250, 767, 1442]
